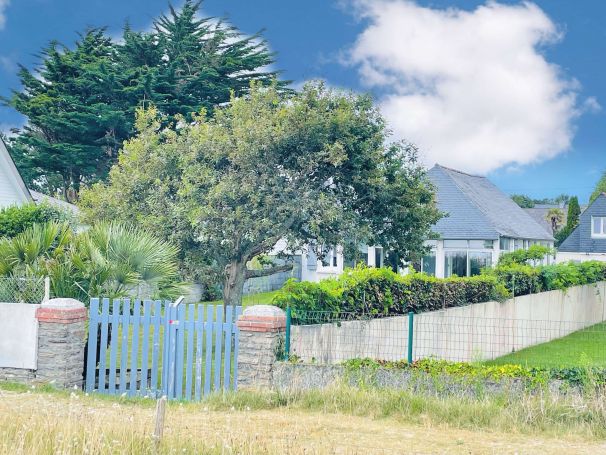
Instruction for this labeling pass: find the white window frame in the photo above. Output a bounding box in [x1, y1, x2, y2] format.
[592, 217, 606, 238]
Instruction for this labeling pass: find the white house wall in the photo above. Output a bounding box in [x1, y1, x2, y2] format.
[556, 252, 606, 263]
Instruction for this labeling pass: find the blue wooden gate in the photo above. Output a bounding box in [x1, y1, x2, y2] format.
[85, 298, 242, 400]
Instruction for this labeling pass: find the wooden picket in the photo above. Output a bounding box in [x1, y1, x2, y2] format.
[85, 298, 241, 400]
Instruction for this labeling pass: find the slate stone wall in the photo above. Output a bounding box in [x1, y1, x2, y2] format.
[236, 305, 286, 389]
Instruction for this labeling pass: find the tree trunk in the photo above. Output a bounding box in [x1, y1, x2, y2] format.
[223, 260, 247, 309]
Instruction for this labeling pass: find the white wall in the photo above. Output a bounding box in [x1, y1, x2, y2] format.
[0, 303, 39, 369]
[556, 252, 606, 263]
[290, 282, 606, 363]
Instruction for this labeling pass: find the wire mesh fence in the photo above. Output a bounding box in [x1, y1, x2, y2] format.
[287, 309, 606, 368]
[0, 276, 47, 304]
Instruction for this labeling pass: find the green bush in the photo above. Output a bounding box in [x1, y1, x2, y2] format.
[0, 203, 70, 239]
[488, 261, 606, 296]
[274, 260, 606, 317]
[498, 244, 553, 266]
[273, 265, 509, 318]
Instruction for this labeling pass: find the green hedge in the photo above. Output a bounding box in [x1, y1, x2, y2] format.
[0, 203, 70, 239]
[488, 261, 606, 296]
[273, 261, 606, 317]
[273, 266, 509, 317]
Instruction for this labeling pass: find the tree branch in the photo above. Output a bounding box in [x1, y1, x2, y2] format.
[245, 263, 293, 279]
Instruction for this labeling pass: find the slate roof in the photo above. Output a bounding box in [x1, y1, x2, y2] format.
[559, 193, 606, 253]
[428, 165, 554, 241]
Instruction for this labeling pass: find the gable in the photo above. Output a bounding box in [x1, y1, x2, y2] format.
[0, 138, 31, 209]
[563, 193, 606, 253]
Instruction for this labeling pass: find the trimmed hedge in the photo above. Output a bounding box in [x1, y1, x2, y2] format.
[273, 266, 509, 317]
[488, 261, 606, 296]
[273, 261, 606, 317]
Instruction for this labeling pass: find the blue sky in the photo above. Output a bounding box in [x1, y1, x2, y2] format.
[0, 0, 604, 203]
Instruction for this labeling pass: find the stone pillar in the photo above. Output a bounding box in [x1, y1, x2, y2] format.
[236, 305, 286, 389]
[35, 298, 87, 389]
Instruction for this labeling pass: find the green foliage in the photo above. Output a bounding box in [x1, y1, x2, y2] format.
[0, 221, 183, 302]
[511, 194, 535, 208]
[566, 196, 581, 230]
[545, 208, 564, 233]
[276, 260, 606, 315]
[590, 170, 606, 203]
[341, 358, 606, 388]
[5, 1, 282, 198]
[81, 83, 441, 307]
[497, 244, 553, 266]
[488, 260, 606, 296]
[0, 203, 70, 238]
[272, 265, 508, 319]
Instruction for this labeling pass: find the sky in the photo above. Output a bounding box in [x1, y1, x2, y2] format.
[0, 0, 604, 203]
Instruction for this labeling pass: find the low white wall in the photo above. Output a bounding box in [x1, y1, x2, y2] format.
[290, 282, 606, 364]
[556, 252, 606, 263]
[0, 302, 40, 369]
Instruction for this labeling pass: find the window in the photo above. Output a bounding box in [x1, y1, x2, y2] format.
[374, 247, 383, 268]
[514, 239, 524, 251]
[469, 252, 492, 276]
[469, 240, 493, 249]
[421, 254, 436, 276]
[499, 237, 511, 251]
[444, 240, 468, 248]
[332, 249, 338, 267]
[592, 217, 606, 238]
[444, 251, 467, 277]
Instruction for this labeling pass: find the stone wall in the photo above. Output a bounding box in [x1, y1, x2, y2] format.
[236, 305, 286, 389]
[271, 363, 574, 397]
[0, 298, 87, 388]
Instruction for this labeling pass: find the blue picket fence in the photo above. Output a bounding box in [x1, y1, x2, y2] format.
[85, 298, 242, 400]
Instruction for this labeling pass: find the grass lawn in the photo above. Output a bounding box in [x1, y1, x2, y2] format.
[1, 383, 606, 454]
[200, 289, 279, 307]
[487, 322, 606, 368]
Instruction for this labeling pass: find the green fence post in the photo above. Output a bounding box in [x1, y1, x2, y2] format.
[407, 311, 414, 364]
[284, 306, 291, 361]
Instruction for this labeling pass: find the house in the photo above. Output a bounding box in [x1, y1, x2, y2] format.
[0, 137, 79, 215]
[556, 193, 606, 263]
[0, 137, 31, 208]
[423, 165, 554, 278]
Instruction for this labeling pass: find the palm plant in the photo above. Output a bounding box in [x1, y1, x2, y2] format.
[0, 221, 183, 302]
[545, 208, 565, 234]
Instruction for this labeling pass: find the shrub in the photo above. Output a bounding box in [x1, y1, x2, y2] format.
[498, 244, 553, 266]
[275, 261, 606, 316]
[0, 202, 70, 239]
[273, 265, 509, 318]
[488, 261, 606, 296]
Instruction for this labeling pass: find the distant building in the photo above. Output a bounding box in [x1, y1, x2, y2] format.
[557, 193, 606, 263]
[0, 137, 31, 208]
[0, 137, 79, 215]
[423, 165, 554, 278]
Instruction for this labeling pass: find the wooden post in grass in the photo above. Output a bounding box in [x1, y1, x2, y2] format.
[153, 395, 167, 452]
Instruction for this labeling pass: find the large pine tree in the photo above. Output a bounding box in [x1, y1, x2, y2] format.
[5, 30, 128, 199]
[5, 0, 284, 199]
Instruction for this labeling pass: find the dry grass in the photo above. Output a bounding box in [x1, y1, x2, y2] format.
[1, 386, 606, 454]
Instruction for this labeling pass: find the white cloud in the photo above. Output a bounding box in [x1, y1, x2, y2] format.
[345, 0, 588, 174]
[0, 0, 9, 30]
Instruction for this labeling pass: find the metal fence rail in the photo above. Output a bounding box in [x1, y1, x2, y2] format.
[285, 309, 606, 368]
[0, 276, 47, 304]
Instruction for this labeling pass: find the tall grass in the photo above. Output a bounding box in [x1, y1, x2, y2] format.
[2, 381, 606, 452]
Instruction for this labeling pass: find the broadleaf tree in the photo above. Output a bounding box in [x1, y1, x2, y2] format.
[80, 83, 441, 307]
